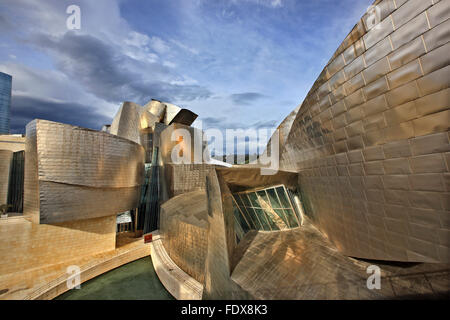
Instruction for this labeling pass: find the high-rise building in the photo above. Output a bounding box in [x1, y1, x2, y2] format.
[0, 72, 12, 134]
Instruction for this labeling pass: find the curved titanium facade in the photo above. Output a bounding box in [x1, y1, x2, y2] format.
[0, 72, 12, 134]
[24, 120, 145, 224]
[274, 0, 449, 262]
[0, 150, 13, 205]
[160, 190, 209, 283]
[110, 100, 198, 148]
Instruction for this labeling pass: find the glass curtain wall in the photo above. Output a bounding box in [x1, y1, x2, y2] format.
[232, 185, 304, 241]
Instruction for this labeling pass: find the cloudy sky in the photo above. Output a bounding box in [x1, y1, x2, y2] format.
[0, 0, 372, 139]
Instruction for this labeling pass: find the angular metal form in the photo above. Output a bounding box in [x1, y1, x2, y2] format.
[24, 120, 145, 224]
[269, 0, 449, 263]
[110, 100, 198, 149]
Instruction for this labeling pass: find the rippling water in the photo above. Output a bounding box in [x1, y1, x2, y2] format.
[56, 257, 174, 300]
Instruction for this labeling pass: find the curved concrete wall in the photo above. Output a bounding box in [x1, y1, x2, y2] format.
[24, 120, 145, 224]
[275, 0, 449, 262]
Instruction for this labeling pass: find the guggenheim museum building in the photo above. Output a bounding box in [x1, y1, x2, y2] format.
[0, 0, 449, 300]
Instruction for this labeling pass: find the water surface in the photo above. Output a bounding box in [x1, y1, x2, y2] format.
[56, 257, 174, 300]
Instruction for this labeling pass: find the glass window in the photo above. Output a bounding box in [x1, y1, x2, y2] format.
[276, 186, 291, 208]
[240, 194, 251, 207]
[254, 209, 271, 231]
[263, 210, 280, 230]
[233, 205, 250, 233]
[274, 209, 290, 227]
[266, 188, 281, 208]
[247, 192, 260, 208]
[233, 194, 244, 208]
[232, 184, 303, 232]
[284, 209, 299, 228]
[240, 206, 257, 230]
[245, 206, 262, 230]
[257, 190, 269, 203]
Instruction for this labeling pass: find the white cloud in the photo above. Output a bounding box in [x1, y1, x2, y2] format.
[270, 0, 283, 8]
[149, 36, 170, 54]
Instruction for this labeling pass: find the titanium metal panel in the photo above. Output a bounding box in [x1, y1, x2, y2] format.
[269, 0, 450, 263]
[0, 150, 13, 205]
[24, 120, 145, 224]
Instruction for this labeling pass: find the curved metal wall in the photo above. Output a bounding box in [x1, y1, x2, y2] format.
[0, 150, 13, 205]
[276, 0, 449, 262]
[24, 120, 145, 224]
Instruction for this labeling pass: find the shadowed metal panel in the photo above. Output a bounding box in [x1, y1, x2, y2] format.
[168, 109, 198, 126]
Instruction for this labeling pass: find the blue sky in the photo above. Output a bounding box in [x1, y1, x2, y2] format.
[0, 0, 373, 136]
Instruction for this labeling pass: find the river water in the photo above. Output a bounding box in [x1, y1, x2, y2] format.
[55, 257, 174, 300]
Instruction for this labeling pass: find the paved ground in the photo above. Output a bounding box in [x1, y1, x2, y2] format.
[231, 223, 450, 299]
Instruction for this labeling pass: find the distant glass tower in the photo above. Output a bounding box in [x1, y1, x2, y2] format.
[0, 72, 12, 134]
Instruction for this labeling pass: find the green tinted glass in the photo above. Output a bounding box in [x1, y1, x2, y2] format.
[233, 206, 250, 233]
[240, 206, 257, 229]
[284, 209, 299, 228]
[233, 194, 245, 208]
[262, 210, 280, 230]
[247, 192, 260, 207]
[257, 190, 269, 203]
[245, 207, 262, 229]
[254, 208, 271, 231]
[276, 186, 291, 208]
[266, 188, 281, 208]
[274, 209, 289, 227]
[240, 194, 251, 207]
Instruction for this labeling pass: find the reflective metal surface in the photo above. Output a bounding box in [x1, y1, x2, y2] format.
[24, 120, 145, 224]
[271, 0, 449, 263]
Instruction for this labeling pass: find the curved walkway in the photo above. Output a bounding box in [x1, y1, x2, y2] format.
[25, 241, 151, 300]
[0, 233, 150, 300]
[150, 231, 203, 300]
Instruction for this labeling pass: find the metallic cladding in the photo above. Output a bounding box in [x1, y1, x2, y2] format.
[273, 0, 449, 262]
[24, 120, 145, 224]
